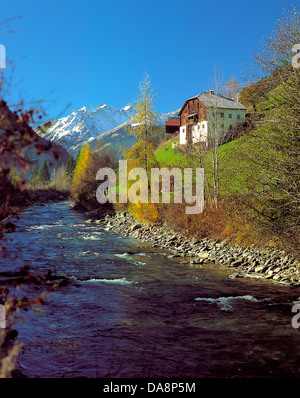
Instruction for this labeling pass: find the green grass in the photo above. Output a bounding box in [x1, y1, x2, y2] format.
[154, 135, 191, 167]
[154, 133, 258, 197]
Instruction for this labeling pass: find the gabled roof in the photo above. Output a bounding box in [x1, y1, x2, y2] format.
[178, 91, 246, 115]
[198, 92, 247, 110]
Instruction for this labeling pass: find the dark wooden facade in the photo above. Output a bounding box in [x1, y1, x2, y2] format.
[165, 116, 180, 134]
[178, 97, 207, 144]
[178, 97, 207, 127]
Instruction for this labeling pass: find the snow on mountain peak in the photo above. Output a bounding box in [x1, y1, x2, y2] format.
[43, 102, 135, 152]
[42, 100, 179, 154]
[121, 104, 133, 112]
[78, 105, 96, 113]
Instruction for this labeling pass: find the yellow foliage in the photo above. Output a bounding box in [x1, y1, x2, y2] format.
[71, 145, 92, 200]
[129, 202, 159, 224]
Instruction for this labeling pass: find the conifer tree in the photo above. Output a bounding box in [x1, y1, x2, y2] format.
[66, 153, 76, 181]
[38, 158, 50, 184]
[125, 72, 158, 173]
[30, 164, 38, 182]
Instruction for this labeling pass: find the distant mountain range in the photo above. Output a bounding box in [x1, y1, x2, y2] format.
[42, 103, 179, 157]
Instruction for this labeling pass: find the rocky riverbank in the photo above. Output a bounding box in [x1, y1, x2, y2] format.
[86, 210, 300, 287]
[0, 188, 70, 234]
[10, 187, 70, 209]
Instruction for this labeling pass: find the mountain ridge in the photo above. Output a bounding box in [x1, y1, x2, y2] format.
[41, 103, 179, 156]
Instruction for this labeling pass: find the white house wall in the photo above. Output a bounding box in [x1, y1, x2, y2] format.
[179, 109, 245, 146]
[179, 126, 186, 145]
[180, 121, 208, 145]
[192, 121, 208, 143]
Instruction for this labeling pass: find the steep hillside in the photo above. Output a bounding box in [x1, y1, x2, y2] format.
[42, 102, 179, 158]
[72, 119, 136, 158]
[22, 134, 69, 176]
[43, 103, 135, 152]
[154, 131, 253, 196]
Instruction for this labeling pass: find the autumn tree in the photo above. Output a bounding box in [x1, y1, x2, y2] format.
[71, 144, 92, 201]
[198, 66, 234, 208]
[221, 76, 240, 99]
[124, 72, 158, 173]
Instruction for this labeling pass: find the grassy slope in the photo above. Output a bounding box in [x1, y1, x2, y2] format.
[155, 136, 191, 167]
[154, 134, 256, 197]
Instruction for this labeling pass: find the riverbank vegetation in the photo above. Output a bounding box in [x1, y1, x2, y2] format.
[91, 7, 299, 257]
[0, 37, 70, 377]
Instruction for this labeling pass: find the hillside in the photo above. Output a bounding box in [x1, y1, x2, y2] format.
[22, 134, 69, 176]
[0, 101, 69, 180]
[73, 119, 136, 158]
[42, 102, 180, 157]
[154, 133, 252, 196]
[43, 103, 135, 152]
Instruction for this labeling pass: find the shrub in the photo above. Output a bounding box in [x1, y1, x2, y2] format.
[129, 202, 160, 225]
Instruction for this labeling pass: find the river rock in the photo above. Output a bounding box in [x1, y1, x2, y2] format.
[129, 224, 142, 232]
[190, 258, 204, 264]
[228, 273, 242, 279]
[255, 265, 268, 273]
[4, 329, 19, 344]
[96, 210, 299, 286]
[4, 222, 16, 233]
[196, 252, 209, 258]
[229, 259, 243, 267]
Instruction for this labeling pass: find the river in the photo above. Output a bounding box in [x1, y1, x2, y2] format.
[1, 201, 300, 378]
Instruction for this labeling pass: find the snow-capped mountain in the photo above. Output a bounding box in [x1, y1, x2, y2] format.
[43, 103, 135, 152]
[74, 108, 180, 158]
[42, 103, 179, 155]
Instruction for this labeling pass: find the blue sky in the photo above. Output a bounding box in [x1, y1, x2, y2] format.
[1, 0, 297, 120]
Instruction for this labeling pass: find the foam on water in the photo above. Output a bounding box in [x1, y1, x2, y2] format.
[82, 277, 134, 285]
[82, 232, 103, 240]
[115, 253, 131, 258]
[78, 251, 102, 256]
[27, 224, 62, 231]
[194, 295, 271, 311]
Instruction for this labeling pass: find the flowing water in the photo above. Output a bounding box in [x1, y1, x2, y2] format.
[1, 201, 300, 378]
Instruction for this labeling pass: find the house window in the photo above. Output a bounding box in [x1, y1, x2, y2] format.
[229, 114, 232, 119]
[220, 112, 224, 118]
[202, 124, 205, 129]
[237, 114, 240, 120]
